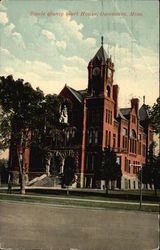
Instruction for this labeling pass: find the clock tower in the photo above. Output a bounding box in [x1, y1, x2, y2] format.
[88, 36, 114, 98]
[84, 37, 115, 187]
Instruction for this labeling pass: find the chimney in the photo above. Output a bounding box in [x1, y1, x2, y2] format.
[131, 98, 139, 116]
[113, 84, 119, 118]
[143, 96, 145, 104]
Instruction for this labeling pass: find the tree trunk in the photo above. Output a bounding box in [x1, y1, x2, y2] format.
[17, 147, 25, 195]
[105, 180, 109, 195]
[21, 171, 25, 195]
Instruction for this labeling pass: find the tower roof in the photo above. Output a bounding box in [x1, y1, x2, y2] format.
[89, 36, 109, 65]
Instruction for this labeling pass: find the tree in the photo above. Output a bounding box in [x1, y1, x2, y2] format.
[142, 142, 160, 196]
[101, 147, 122, 194]
[0, 75, 63, 194]
[149, 97, 160, 135]
[0, 75, 44, 194]
[61, 156, 76, 195]
[30, 93, 63, 174]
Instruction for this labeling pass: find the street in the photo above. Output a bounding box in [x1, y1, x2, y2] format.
[0, 200, 159, 250]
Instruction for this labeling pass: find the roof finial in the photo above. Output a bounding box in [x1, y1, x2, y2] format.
[101, 36, 104, 46]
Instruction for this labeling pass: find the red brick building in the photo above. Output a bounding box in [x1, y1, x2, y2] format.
[9, 37, 153, 189]
[57, 37, 153, 189]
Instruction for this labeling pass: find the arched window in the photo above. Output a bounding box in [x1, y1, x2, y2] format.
[106, 85, 110, 97]
[131, 129, 136, 138]
[130, 129, 137, 153]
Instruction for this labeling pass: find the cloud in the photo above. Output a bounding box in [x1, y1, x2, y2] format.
[7, 23, 15, 32]
[12, 32, 25, 49]
[61, 55, 87, 67]
[0, 12, 8, 25]
[0, 47, 10, 56]
[42, 29, 56, 40]
[56, 40, 66, 49]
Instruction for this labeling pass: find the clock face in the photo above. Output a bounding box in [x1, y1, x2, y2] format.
[108, 68, 112, 78]
[93, 67, 100, 76]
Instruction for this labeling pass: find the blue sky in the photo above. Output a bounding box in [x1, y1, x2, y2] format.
[0, 0, 159, 108]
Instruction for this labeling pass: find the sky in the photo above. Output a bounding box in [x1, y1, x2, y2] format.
[0, 0, 159, 110]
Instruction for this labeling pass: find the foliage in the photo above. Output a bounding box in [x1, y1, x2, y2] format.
[101, 147, 122, 193]
[142, 142, 160, 196]
[149, 97, 160, 135]
[61, 156, 76, 187]
[0, 75, 62, 193]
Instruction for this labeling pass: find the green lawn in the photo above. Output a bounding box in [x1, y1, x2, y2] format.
[0, 190, 159, 213]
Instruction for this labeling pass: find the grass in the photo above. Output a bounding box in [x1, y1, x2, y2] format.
[0, 190, 159, 213]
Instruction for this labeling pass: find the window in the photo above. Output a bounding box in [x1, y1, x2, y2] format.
[122, 128, 128, 150]
[105, 130, 108, 147]
[128, 160, 130, 173]
[106, 85, 110, 97]
[125, 157, 128, 172]
[109, 131, 111, 147]
[131, 129, 136, 138]
[133, 161, 136, 174]
[113, 134, 116, 148]
[133, 181, 136, 189]
[106, 109, 112, 124]
[123, 128, 127, 136]
[128, 180, 131, 189]
[138, 142, 141, 155]
[130, 129, 137, 154]
[138, 134, 141, 155]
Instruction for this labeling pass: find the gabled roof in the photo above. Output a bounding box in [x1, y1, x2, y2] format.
[78, 89, 88, 98]
[118, 110, 128, 121]
[66, 85, 82, 103]
[114, 118, 119, 124]
[89, 45, 109, 65]
[139, 104, 149, 121]
[120, 108, 131, 117]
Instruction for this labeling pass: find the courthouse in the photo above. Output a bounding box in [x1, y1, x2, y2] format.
[10, 37, 153, 189]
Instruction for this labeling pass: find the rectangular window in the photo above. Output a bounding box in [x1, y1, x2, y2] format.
[133, 181, 136, 189]
[109, 131, 111, 147]
[106, 109, 108, 123]
[106, 109, 112, 124]
[143, 144, 146, 157]
[110, 111, 112, 124]
[105, 130, 108, 147]
[128, 180, 131, 189]
[133, 161, 136, 174]
[128, 160, 131, 173]
[113, 134, 116, 148]
[123, 128, 127, 136]
[125, 157, 127, 172]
